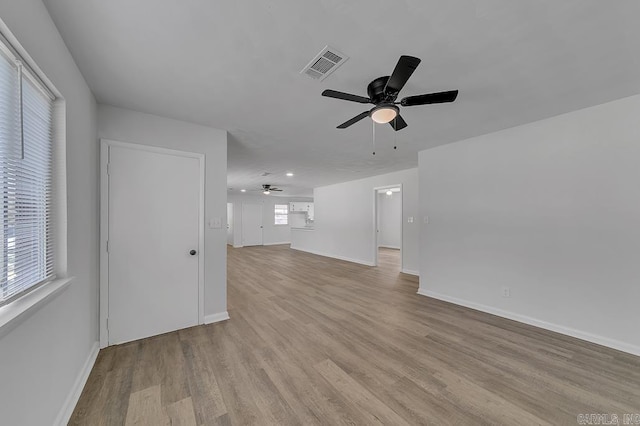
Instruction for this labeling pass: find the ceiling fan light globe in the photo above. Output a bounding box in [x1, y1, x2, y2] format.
[263, 190, 271, 195]
[370, 105, 399, 124]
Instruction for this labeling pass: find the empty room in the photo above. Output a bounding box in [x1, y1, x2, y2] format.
[1, 1, 639, 425]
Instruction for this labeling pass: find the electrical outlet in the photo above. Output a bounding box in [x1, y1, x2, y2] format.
[502, 287, 510, 298]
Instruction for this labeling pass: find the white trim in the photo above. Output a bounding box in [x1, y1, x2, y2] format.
[264, 241, 291, 246]
[401, 269, 419, 276]
[197, 153, 205, 326]
[53, 342, 99, 426]
[0, 277, 73, 339]
[100, 139, 206, 347]
[417, 288, 640, 357]
[99, 142, 109, 348]
[52, 100, 68, 279]
[204, 311, 230, 324]
[290, 247, 375, 266]
[379, 245, 401, 250]
[232, 244, 243, 248]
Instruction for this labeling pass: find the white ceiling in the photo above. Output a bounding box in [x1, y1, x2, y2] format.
[43, 0, 640, 197]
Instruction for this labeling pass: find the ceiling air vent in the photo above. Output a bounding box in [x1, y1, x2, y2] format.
[300, 45, 349, 81]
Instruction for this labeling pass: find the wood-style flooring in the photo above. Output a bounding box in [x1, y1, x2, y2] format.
[70, 245, 640, 425]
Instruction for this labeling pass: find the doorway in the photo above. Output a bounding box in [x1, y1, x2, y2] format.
[241, 203, 263, 246]
[100, 140, 205, 347]
[227, 203, 233, 246]
[374, 185, 402, 270]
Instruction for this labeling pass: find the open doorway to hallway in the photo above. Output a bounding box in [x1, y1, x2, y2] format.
[375, 185, 402, 271]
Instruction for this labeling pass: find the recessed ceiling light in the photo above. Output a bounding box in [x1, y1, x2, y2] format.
[240, 189, 246, 192]
[286, 172, 294, 177]
[386, 190, 393, 196]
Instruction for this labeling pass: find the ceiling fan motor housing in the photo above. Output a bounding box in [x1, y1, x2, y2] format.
[367, 76, 393, 103]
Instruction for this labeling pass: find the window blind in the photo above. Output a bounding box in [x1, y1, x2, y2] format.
[0, 42, 55, 306]
[274, 204, 288, 225]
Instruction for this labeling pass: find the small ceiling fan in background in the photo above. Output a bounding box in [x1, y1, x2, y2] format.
[322, 55, 459, 131]
[261, 184, 282, 195]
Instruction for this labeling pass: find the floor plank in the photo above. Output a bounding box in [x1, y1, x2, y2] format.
[70, 245, 640, 425]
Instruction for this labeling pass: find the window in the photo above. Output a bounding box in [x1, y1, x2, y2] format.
[274, 204, 288, 225]
[0, 35, 57, 306]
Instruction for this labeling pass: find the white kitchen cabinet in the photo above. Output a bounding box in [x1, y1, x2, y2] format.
[289, 202, 314, 218]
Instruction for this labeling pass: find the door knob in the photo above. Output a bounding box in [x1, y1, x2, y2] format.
[189, 249, 197, 256]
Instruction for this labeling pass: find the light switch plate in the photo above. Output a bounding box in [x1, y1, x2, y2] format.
[209, 217, 222, 229]
[407, 216, 414, 223]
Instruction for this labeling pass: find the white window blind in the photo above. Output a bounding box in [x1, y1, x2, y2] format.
[274, 204, 288, 225]
[0, 40, 55, 306]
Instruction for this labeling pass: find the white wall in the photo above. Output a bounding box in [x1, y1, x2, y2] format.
[0, 2, 99, 425]
[227, 194, 312, 247]
[98, 105, 228, 318]
[291, 168, 419, 274]
[378, 191, 402, 249]
[419, 94, 640, 355]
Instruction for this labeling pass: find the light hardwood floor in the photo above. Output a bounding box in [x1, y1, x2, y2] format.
[70, 245, 640, 425]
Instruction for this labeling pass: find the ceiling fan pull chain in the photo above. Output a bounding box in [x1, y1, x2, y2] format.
[372, 120, 376, 155]
[394, 118, 397, 150]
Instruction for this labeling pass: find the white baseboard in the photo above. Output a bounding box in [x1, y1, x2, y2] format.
[204, 311, 230, 325]
[264, 241, 290, 246]
[54, 341, 100, 426]
[232, 244, 243, 248]
[417, 288, 640, 357]
[379, 245, 401, 250]
[290, 247, 375, 266]
[401, 269, 419, 276]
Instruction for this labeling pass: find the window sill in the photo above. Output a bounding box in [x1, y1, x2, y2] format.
[0, 277, 74, 339]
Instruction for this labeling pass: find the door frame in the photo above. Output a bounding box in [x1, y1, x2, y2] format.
[372, 184, 403, 269]
[99, 139, 205, 348]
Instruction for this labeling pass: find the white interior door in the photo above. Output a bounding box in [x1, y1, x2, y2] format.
[108, 144, 201, 345]
[241, 204, 263, 246]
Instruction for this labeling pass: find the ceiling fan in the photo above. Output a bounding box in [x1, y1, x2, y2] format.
[261, 184, 282, 195]
[322, 55, 458, 131]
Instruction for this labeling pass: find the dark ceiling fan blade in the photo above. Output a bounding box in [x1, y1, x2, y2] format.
[389, 115, 408, 131]
[271, 188, 283, 191]
[400, 90, 458, 107]
[384, 56, 421, 96]
[322, 89, 372, 104]
[337, 111, 370, 129]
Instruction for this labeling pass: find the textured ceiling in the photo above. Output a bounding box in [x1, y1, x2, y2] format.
[43, 0, 640, 197]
